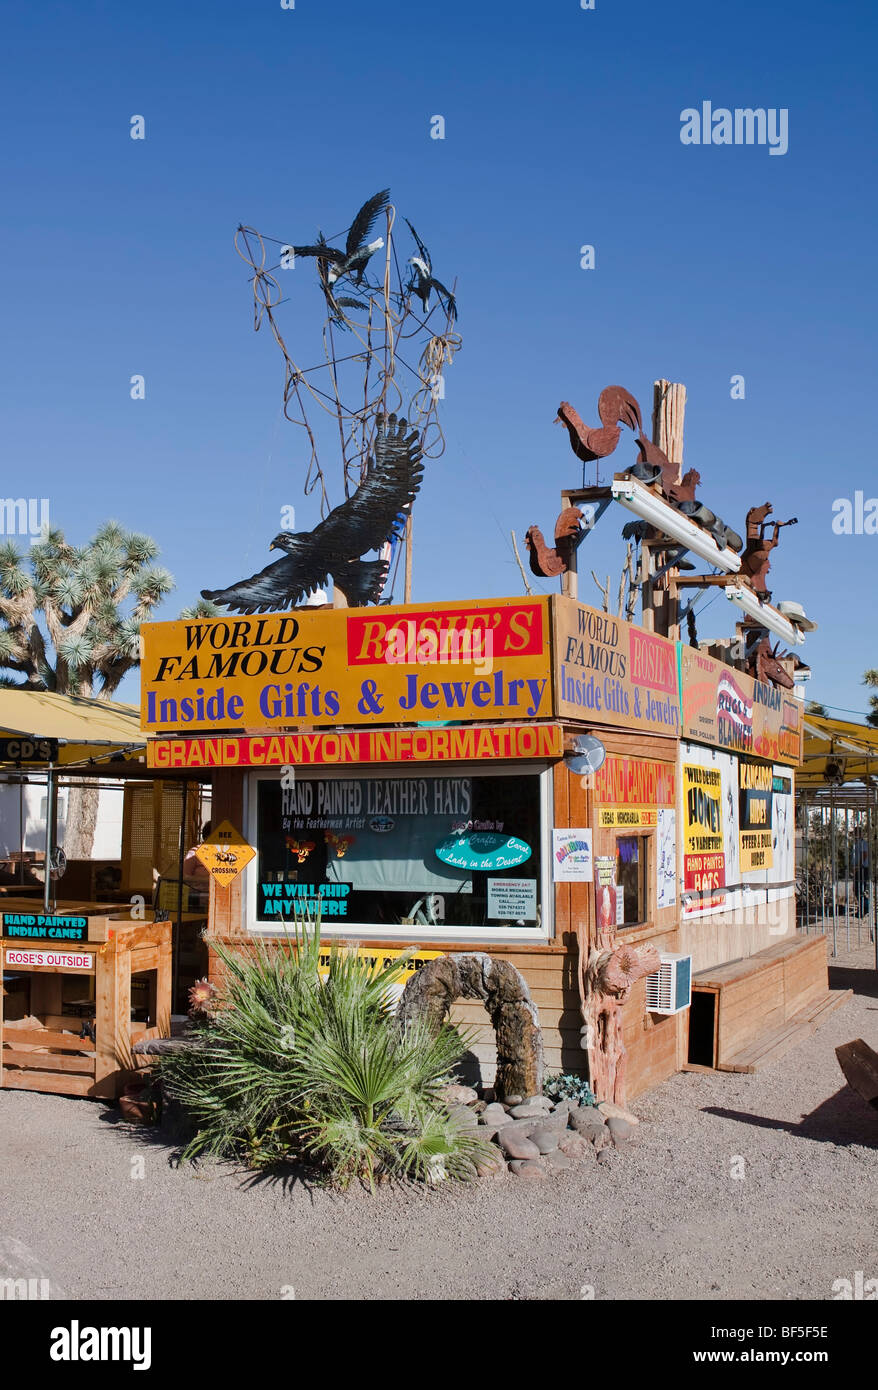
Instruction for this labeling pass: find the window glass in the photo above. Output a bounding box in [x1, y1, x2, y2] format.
[617, 835, 648, 926]
[254, 771, 544, 932]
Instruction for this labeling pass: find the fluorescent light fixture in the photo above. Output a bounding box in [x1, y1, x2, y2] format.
[610, 477, 742, 573]
[724, 585, 806, 646]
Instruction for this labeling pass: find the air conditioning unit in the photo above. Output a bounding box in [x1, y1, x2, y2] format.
[646, 953, 692, 1015]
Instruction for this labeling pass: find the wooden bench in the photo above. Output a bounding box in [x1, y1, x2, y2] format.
[688, 933, 851, 1074]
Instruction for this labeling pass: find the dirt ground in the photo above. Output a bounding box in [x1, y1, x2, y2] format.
[2, 938, 876, 1302]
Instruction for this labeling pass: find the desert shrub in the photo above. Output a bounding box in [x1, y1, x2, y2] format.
[157, 922, 492, 1189]
[543, 1072, 598, 1107]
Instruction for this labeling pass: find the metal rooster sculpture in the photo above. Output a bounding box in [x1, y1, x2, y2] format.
[525, 507, 584, 577]
[555, 386, 642, 465]
[528, 383, 744, 579]
[202, 413, 424, 613]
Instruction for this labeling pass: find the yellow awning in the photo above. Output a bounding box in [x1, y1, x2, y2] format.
[0, 690, 144, 767]
[799, 712, 878, 787]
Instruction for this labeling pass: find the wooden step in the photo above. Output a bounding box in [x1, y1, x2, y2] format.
[718, 989, 852, 1074]
[0, 1068, 95, 1096]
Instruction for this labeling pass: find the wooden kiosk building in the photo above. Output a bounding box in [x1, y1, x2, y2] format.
[140, 593, 841, 1104]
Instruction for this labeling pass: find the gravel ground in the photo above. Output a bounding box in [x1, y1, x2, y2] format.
[2, 938, 876, 1302]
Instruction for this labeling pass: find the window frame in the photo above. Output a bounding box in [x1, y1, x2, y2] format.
[613, 827, 654, 931]
[242, 761, 555, 944]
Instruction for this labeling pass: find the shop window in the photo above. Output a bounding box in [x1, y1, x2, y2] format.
[249, 769, 549, 938]
[616, 834, 649, 927]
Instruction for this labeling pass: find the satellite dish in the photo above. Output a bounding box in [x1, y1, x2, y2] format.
[564, 734, 607, 777]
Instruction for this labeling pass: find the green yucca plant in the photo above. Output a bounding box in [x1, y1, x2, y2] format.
[157, 916, 492, 1190]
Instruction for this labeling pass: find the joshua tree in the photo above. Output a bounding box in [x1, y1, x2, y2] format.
[0, 522, 176, 698]
[0, 522, 214, 859]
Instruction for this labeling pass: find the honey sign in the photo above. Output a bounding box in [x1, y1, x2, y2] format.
[194, 820, 256, 886]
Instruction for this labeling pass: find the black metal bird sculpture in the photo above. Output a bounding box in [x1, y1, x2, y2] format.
[201, 414, 424, 613]
[405, 220, 457, 321]
[293, 189, 390, 288]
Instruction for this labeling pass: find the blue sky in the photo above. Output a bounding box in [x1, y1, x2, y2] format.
[1, 0, 876, 714]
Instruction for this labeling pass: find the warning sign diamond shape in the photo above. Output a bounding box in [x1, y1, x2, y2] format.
[194, 819, 256, 886]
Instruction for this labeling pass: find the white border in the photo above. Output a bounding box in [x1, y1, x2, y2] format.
[242, 761, 554, 944]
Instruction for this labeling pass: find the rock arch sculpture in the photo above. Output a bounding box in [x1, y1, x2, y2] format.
[398, 953, 543, 1100]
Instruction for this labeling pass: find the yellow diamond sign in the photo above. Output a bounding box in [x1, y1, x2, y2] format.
[194, 819, 256, 887]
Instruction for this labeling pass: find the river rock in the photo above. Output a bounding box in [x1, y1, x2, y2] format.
[475, 1150, 507, 1179]
[509, 1101, 547, 1120]
[569, 1107, 607, 1139]
[524, 1094, 554, 1110]
[497, 1129, 541, 1161]
[480, 1103, 511, 1127]
[540, 1108, 570, 1131]
[597, 1100, 639, 1125]
[607, 1116, 633, 1146]
[503, 1094, 523, 1107]
[442, 1084, 479, 1107]
[448, 1103, 479, 1131]
[508, 1159, 544, 1179]
[558, 1131, 592, 1160]
[529, 1126, 560, 1154]
[544, 1148, 573, 1170]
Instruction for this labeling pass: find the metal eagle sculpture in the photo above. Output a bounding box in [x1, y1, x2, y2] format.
[201, 413, 424, 613]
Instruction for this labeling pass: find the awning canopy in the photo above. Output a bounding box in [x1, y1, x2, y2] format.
[799, 712, 878, 788]
[0, 689, 144, 767]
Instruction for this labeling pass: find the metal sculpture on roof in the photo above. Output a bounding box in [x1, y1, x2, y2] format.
[202, 413, 423, 612]
[524, 506, 584, 577]
[738, 503, 798, 599]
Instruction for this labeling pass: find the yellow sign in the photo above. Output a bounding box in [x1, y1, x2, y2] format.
[682, 762, 726, 892]
[597, 807, 657, 828]
[194, 820, 256, 886]
[316, 946, 443, 1006]
[739, 759, 774, 871]
[141, 598, 552, 732]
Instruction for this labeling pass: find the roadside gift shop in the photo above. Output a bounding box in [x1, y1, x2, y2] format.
[138, 593, 832, 1104]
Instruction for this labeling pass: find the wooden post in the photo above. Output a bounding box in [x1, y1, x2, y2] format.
[403, 512, 413, 603]
[652, 379, 686, 485]
[650, 379, 687, 639]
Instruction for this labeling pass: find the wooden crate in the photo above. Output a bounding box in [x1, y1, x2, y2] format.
[1, 916, 171, 1099]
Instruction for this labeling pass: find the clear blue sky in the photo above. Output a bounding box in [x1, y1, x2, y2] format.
[1, 0, 875, 715]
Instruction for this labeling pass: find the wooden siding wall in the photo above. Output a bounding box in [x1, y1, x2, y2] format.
[203, 731, 790, 1103]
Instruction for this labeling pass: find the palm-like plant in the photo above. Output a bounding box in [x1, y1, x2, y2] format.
[864, 670, 878, 729]
[158, 921, 491, 1189]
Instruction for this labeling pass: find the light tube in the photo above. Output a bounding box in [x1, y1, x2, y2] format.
[724, 585, 807, 646]
[610, 478, 742, 573]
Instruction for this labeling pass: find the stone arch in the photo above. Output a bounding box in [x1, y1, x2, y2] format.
[398, 953, 543, 1100]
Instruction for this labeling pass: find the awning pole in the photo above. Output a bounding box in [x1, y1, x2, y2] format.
[174, 781, 188, 1013]
[43, 762, 54, 914]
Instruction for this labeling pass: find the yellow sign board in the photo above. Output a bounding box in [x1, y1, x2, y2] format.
[597, 807, 657, 828]
[194, 820, 256, 886]
[316, 946, 444, 1006]
[141, 598, 552, 732]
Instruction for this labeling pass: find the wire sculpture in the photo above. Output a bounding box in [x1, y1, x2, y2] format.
[234, 190, 461, 528]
